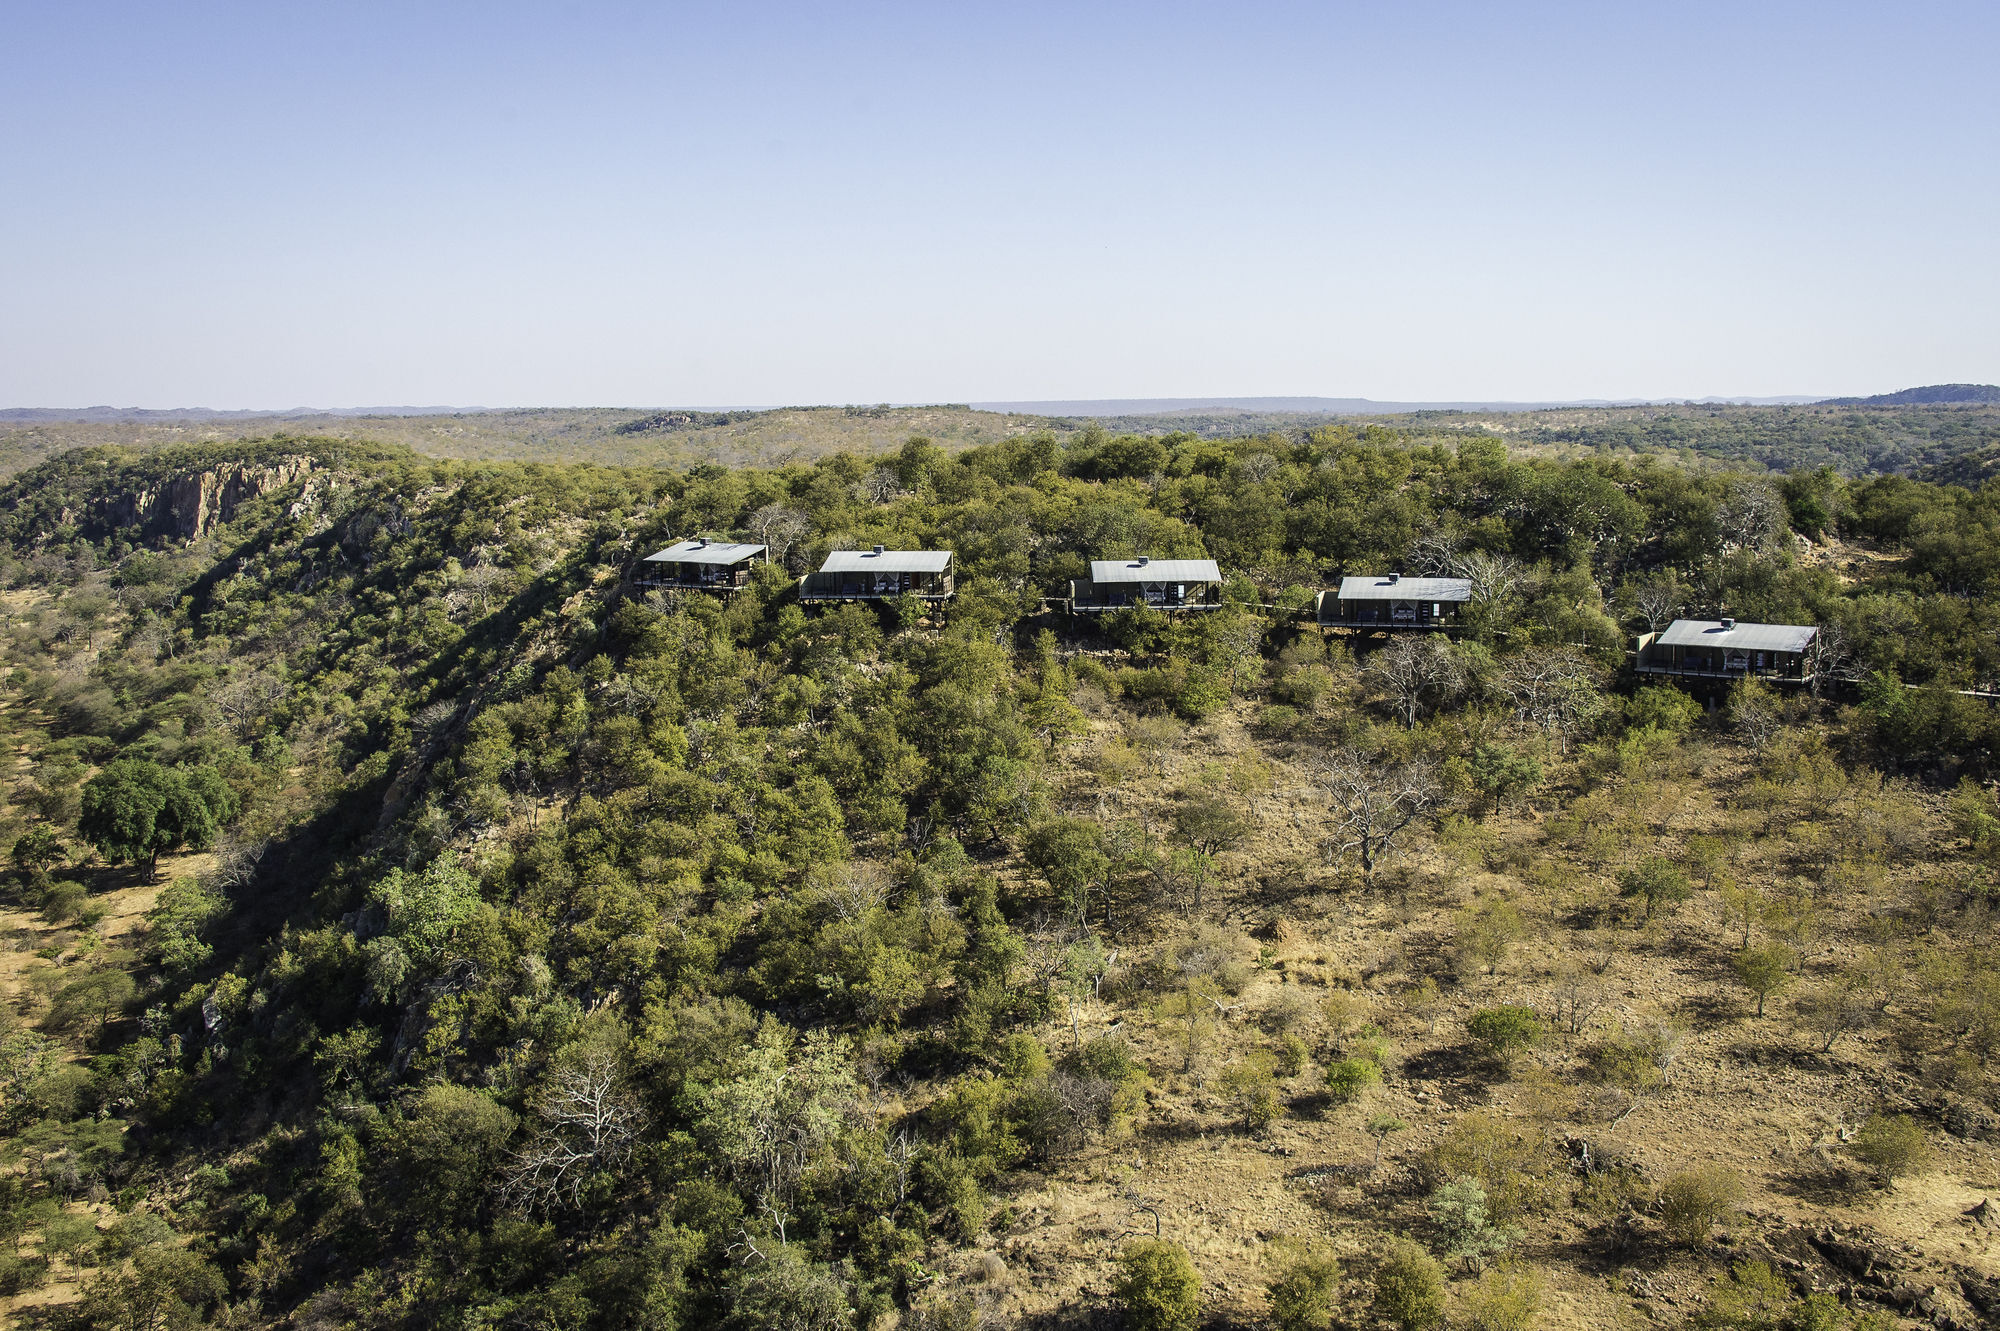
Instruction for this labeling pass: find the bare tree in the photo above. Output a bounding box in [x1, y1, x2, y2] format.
[1800, 623, 1859, 700]
[1545, 968, 1608, 1037]
[456, 559, 513, 615]
[1365, 635, 1466, 729]
[504, 1048, 646, 1213]
[214, 670, 290, 736]
[750, 505, 812, 570]
[1632, 578, 1684, 637]
[1717, 478, 1787, 553]
[1406, 529, 1463, 577]
[1306, 747, 1444, 876]
[1497, 647, 1607, 754]
[862, 466, 902, 503]
[1448, 549, 1526, 608]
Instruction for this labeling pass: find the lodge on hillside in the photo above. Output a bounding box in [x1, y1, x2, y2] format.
[800, 546, 955, 602]
[1070, 555, 1224, 613]
[1636, 618, 1818, 681]
[1316, 574, 1472, 630]
[638, 537, 765, 591]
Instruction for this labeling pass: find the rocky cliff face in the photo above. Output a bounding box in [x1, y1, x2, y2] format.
[102, 457, 314, 540]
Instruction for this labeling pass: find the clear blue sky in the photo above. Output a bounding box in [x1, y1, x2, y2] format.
[3, 1, 1995, 407]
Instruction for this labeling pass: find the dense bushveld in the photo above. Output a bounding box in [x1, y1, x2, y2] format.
[1, 425, 1998, 1329]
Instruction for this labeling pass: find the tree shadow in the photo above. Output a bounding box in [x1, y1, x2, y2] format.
[1398, 1041, 1496, 1104]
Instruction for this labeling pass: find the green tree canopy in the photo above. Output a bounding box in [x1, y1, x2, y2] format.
[77, 760, 239, 879]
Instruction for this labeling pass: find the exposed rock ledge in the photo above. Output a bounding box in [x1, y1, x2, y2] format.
[103, 457, 315, 540]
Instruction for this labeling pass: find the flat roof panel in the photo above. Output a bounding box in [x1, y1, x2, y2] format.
[645, 539, 765, 564]
[1657, 619, 1817, 652]
[1337, 575, 1472, 601]
[820, 549, 953, 574]
[1089, 558, 1221, 583]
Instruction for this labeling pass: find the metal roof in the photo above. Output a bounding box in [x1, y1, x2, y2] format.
[1090, 557, 1221, 584]
[1338, 575, 1473, 602]
[645, 538, 765, 565]
[1657, 619, 1817, 652]
[820, 548, 953, 574]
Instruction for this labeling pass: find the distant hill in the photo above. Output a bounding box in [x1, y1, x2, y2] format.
[0, 405, 1068, 478]
[976, 393, 1824, 416]
[1820, 384, 2000, 407]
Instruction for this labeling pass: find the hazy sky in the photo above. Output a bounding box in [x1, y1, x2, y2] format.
[3, 1, 1995, 407]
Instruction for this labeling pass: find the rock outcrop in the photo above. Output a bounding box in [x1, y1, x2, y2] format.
[103, 457, 314, 541]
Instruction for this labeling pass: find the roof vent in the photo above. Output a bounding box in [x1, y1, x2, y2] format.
[697, 536, 710, 547]
[1389, 572, 1401, 583]
[1721, 617, 1736, 629]
[1137, 554, 1150, 566]
[872, 544, 885, 555]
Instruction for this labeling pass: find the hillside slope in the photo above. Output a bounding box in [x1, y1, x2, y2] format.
[0, 431, 1997, 1329]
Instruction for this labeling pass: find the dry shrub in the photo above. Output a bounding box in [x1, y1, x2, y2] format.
[1416, 1112, 1553, 1223]
[1657, 1164, 1744, 1247]
[1848, 1114, 1930, 1183]
[1157, 923, 1255, 995]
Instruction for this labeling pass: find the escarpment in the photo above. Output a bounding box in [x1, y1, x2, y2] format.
[100, 456, 315, 540]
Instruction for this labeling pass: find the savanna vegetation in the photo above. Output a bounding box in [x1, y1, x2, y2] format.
[0, 421, 1998, 1328]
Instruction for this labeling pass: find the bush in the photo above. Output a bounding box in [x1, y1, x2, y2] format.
[1455, 899, 1525, 976]
[1583, 1020, 1684, 1092]
[1112, 1239, 1201, 1331]
[1258, 704, 1303, 736]
[1418, 1113, 1549, 1223]
[1268, 1245, 1340, 1331]
[1324, 1057, 1381, 1105]
[1848, 1114, 1929, 1183]
[1372, 1238, 1446, 1331]
[1220, 1052, 1284, 1131]
[1461, 1261, 1544, 1331]
[1627, 686, 1702, 734]
[38, 879, 87, 925]
[1657, 1164, 1744, 1248]
[1465, 1006, 1541, 1067]
[0, 1251, 48, 1295]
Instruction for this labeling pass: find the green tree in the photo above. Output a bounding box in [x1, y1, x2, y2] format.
[1024, 818, 1110, 930]
[78, 760, 238, 881]
[1468, 743, 1543, 815]
[1366, 1113, 1408, 1168]
[1325, 1057, 1382, 1104]
[1731, 945, 1795, 1017]
[1461, 1260, 1543, 1331]
[11, 825, 66, 879]
[72, 1244, 227, 1330]
[371, 853, 483, 961]
[1112, 1239, 1201, 1331]
[1618, 857, 1691, 923]
[45, 969, 138, 1035]
[725, 1245, 854, 1331]
[1427, 1176, 1522, 1271]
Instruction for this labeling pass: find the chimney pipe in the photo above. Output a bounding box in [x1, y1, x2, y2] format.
[1389, 572, 1400, 583]
[872, 544, 885, 555]
[698, 536, 709, 547]
[1721, 617, 1736, 629]
[1137, 554, 1150, 566]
